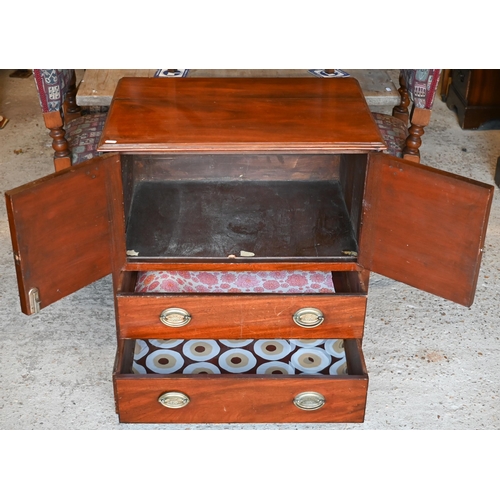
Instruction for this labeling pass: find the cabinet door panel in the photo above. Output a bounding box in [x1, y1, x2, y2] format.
[360, 154, 493, 306]
[5, 154, 121, 314]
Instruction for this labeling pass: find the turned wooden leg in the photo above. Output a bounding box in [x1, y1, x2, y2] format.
[50, 127, 72, 171]
[392, 72, 410, 126]
[43, 110, 72, 171]
[403, 107, 432, 163]
[403, 123, 424, 162]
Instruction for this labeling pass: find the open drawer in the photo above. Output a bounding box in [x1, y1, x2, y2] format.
[115, 270, 368, 339]
[113, 337, 368, 423]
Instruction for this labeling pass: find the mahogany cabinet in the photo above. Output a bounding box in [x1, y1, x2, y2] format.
[445, 69, 500, 129]
[5, 78, 494, 424]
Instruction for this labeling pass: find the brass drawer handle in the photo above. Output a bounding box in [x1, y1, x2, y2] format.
[158, 391, 190, 409]
[293, 391, 326, 411]
[160, 307, 192, 327]
[292, 307, 324, 328]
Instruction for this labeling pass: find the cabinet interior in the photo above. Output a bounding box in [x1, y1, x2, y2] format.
[121, 154, 367, 262]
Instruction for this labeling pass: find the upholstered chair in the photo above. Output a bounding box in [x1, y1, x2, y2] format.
[372, 69, 441, 162]
[33, 69, 108, 171]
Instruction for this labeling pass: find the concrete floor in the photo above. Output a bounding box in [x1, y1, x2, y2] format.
[1, 69, 499, 430]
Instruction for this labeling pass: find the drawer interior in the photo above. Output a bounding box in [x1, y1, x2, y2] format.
[118, 338, 366, 377]
[118, 270, 368, 295]
[135, 270, 336, 294]
[121, 154, 367, 262]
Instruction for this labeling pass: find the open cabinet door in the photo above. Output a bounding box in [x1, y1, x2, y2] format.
[5, 154, 122, 315]
[359, 154, 493, 306]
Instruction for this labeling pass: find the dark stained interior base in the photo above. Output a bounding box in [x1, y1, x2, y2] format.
[126, 180, 358, 261]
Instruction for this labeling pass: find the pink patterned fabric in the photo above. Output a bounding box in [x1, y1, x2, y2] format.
[33, 69, 74, 113]
[135, 271, 336, 294]
[401, 69, 441, 109]
[65, 113, 107, 164]
[371, 112, 408, 157]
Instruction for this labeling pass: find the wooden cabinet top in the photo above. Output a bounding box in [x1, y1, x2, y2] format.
[98, 77, 386, 153]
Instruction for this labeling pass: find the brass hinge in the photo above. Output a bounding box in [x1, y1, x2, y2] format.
[28, 288, 41, 314]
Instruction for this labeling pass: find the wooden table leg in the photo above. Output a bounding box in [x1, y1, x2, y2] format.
[495, 157, 500, 188]
[440, 69, 451, 102]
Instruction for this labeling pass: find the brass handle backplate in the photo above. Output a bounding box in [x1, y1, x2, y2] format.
[159, 307, 192, 327]
[158, 391, 190, 409]
[293, 391, 326, 411]
[292, 307, 324, 328]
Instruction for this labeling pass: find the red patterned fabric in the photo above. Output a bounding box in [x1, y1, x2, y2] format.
[33, 69, 74, 113]
[65, 113, 107, 164]
[371, 112, 408, 157]
[33, 69, 108, 166]
[135, 270, 336, 294]
[401, 70, 441, 109]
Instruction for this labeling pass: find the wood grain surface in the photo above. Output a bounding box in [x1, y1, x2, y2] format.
[360, 154, 494, 306]
[116, 293, 367, 339]
[5, 155, 121, 314]
[114, 339, 368, 423]
[98, 78, 386, 153]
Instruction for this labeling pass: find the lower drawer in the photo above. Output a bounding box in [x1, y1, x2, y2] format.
[113, 338, 368, 423]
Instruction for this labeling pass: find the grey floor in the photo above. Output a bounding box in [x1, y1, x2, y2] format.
[1, 69, 499, 430]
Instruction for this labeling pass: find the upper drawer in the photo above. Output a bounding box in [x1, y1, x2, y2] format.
[116, 270, 368, 339]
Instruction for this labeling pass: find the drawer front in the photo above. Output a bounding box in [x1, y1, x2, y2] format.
[114, 338, 368, 423]
[115, 374, 367, 423]
[116, 294, 367, 339]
